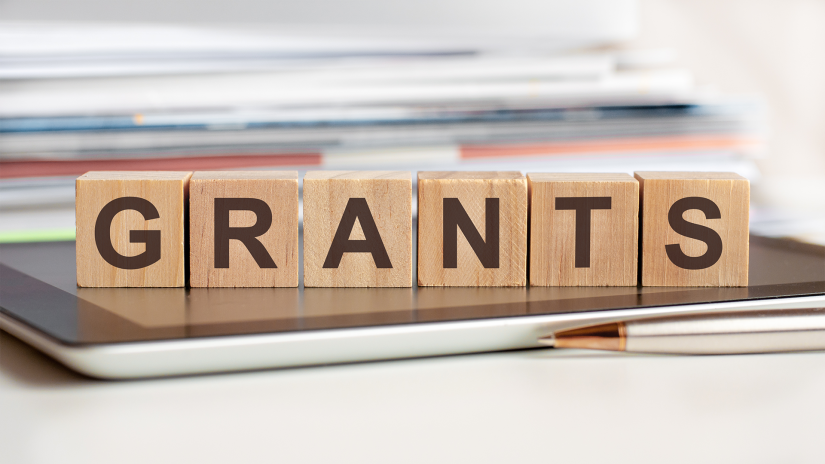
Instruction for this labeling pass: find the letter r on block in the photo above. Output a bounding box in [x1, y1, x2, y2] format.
[213, 197, 277, 269]
[189, 171, 299, 288]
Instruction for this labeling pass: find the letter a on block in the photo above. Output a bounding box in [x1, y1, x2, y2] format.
[528, 173, 639, 286]
[189, 171, 299, 288]
[76, 171, 192, 287]
[418, 172, 527, 287]
[635, 172, 750, 287]
[303, 171, 412, 287]
[322, 198, 393, 269]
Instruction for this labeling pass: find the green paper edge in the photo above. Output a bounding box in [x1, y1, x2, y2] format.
[0, 228, 76, 243]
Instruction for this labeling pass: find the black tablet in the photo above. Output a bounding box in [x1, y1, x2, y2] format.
[1, 234, 823, 379]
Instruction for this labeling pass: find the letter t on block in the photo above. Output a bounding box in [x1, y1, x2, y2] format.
[528, 173, 639, 286]
[76, 171, 192, 287]
[303, 171, 412, 287]
[189, 171, 299, 287]
[635, 172, 750, 287]
[417, 171, 527, 286]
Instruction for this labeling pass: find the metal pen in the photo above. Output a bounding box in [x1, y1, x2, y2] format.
[540, 308, 825, 355]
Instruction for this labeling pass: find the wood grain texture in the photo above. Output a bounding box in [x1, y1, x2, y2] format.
[303, 171, 412, 287]
[528, 173, 639, 286]
[76, 171, 191, 287]
[417, 171, 527, 287]
[636, 171, 750, 287]
[189, 171, 299, 287]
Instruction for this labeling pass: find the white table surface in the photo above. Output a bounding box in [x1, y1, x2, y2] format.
[4, 297, 825, 464]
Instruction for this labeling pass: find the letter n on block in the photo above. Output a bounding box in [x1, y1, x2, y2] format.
[528, 173, 639, 286]
[635, 172, 750, 287]
[418, 172, 527, 286]
[76, 171, 192, 287]
[189, 171, 299, 287]
[303, 171, 412, 287]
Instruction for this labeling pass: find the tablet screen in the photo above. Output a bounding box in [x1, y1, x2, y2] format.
[1, 234, 823, 345]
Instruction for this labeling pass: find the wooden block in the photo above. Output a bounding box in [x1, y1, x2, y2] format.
[528, 173, 639, 286]
[303, 171, 412, 287]
[189, 171, 299, 287]
[417, 171, 527, 287]
[635, 171, 750, 287]
[76, 171, 192, 287]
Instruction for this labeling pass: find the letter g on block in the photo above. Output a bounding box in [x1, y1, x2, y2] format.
[94, 197, 161, 269]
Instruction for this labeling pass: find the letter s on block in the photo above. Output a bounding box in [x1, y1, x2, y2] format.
[94, 197, 162, 270]
[665, 197, 723, 270]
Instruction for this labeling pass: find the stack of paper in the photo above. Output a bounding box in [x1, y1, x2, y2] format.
[0, 21, 767, 241]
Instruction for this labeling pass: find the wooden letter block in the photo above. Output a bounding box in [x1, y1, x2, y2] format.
[303, 171, 412, 287]
[635, 171, 750, 287]
[528, 173, 639, 286]
[76, 171, 192, 287]
[189, 171, 299, 287]
[417, 171, 527, 287]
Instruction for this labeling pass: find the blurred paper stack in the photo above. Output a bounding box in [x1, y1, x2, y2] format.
[0, 18, 766, 241]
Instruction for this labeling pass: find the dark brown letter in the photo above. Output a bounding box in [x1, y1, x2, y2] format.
[214, 198, 277, 269]
[443, 198, 499, 268]
[665, 197, 723, 270]
[555, 197, 612, 268]
[95, 197, 161, 269]
[323, 198, 392, 268]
